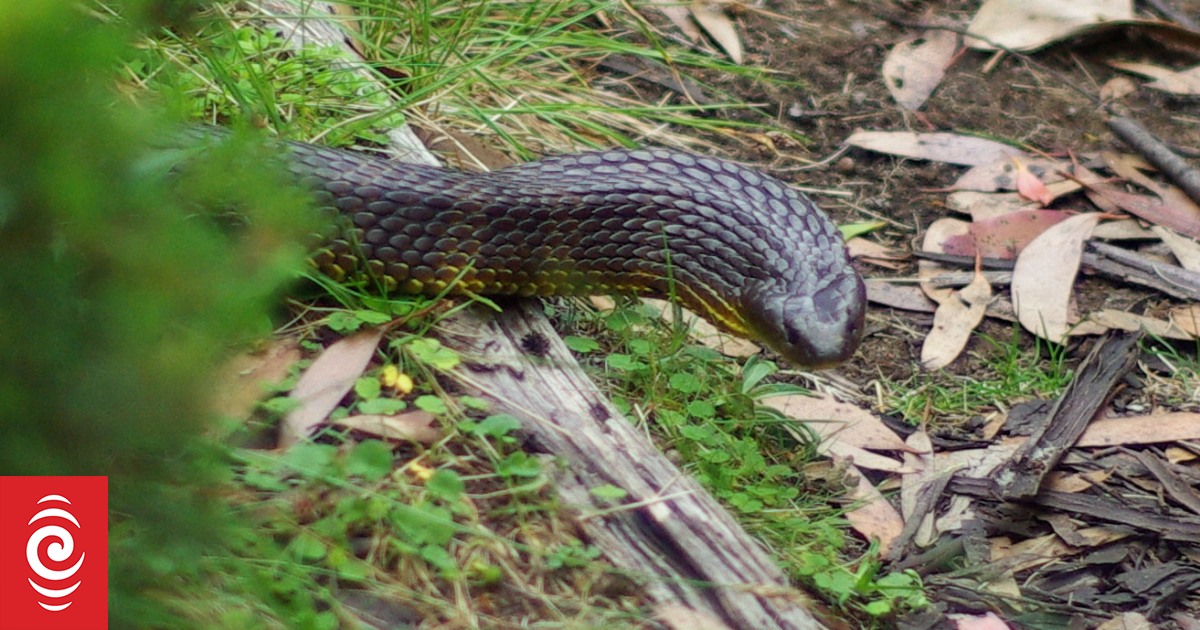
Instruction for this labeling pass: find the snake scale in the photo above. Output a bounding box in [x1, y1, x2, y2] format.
[220, 132, 866, 368]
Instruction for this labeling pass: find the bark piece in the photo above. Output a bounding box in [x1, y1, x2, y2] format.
[438, 300, 825, 630]
[994, 331, 1143, 499]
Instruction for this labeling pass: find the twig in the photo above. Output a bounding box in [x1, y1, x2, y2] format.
[1107, 115, 1200, 207]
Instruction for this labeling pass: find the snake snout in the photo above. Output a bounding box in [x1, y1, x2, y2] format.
[747, 269, 866, 369]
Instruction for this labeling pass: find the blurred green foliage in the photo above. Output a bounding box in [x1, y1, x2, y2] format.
[0, 0, 313, 625]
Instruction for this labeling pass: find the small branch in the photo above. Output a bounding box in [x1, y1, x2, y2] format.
[1107, 115, 1200, 207]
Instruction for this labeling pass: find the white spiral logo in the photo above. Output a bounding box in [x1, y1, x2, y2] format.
[26, 494, 85, 612]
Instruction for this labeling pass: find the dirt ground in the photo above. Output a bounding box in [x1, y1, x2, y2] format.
[663, 0, 1200, 394]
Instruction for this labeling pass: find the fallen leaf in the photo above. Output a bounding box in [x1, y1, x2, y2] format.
[764, 393, 912, 452]
[946, 190, 1037, 221]
[1044, 469, 1110, 493]
[1096, 613, 1152, 630]
[920, 218, 971, 304]
[942, 209, 1072, 258]
[691, 0, 742, 64]
[647, 0, 703, 41]
[1079, 412, 1200, 446]
[848, 237, 908, 269]
[1110, 60, 1200, 95]
[1013, 157, 1054, 205]
[846, 131, 1026, 167]
[843, 462, 904, 554]
[966, 0, 1133, 51]
[1102, 150, 1168, 195]
[282, 327, 385, 449]
[882, 28, 960, 111]
[1153, 226, 1200, 271]
[1011, 213, 1102, 342]
[922, 270, 992, 369]
[947, 612, 1013, 630]
[332, 410, 441, 443]
[990, 528, 1123, 573]
[1092, 218, 1156, 240]
[925, 439, 1022, 536]
[954, 156, 1068, 193]
[1165, 446, 1197, 465]
[213, 336, 301, 420]
[1086, 186, 1200, 239]
[1169, 304, 1200, 336]
[1087, 309, 1195, 340]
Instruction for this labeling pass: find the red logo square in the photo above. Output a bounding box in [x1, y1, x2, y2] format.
[0, 476, 108, 630]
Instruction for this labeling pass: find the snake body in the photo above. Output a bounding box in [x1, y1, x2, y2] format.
[277, 139, 865, 367]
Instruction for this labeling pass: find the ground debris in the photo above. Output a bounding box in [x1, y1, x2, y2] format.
[890, 329, 1200, 626]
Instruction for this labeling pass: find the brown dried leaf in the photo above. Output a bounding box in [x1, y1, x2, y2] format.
[1078, 412, 1200, 447]
[919, 439, 1021, 536]
[947, 612, 1014, 630]
[764, 393, 911, 452]
[954, 156, 1067, 192]
[943, 209, 1072, 259]
[920, 218, 971, 304]
[845, 131, 1026, 167]
[1087, 186, 1200, 238]
[848, 237, 908, 269]
[946, 190, 1037, 221]
[1153, 226, 1200, 272]
[1092, 218, 1156, 240]
[882, 29, 959, 111]
[1087, 309, 1195, 340]
[1011, 213, 1102, 342]
[843, 462, 904, 555]
[213, 336, 301, 419]
[1044, 469, 1111, 493]
[966, 0, 1133, 51]
[691, 0, 742, 64]
[1096, 613, 1153, 630]
[281, 327, 385, 449]
[332, 411, 441, 444]
[922, 270, 992, 369]
[1110, 60, 1200, 95]
[647, 0, 703, 41]
[1169, 304, 1200, 336]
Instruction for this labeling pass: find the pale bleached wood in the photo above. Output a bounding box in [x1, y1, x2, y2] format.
[440, 301, 826, 630]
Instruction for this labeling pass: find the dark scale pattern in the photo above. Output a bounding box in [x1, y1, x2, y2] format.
[283, 140, 866, 367]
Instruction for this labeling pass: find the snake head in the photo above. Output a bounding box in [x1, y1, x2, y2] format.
[743, 266, 866, 369]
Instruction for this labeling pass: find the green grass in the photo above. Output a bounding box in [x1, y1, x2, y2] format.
[112, 0, 928, 626]
[889, 325, 1074, 425]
